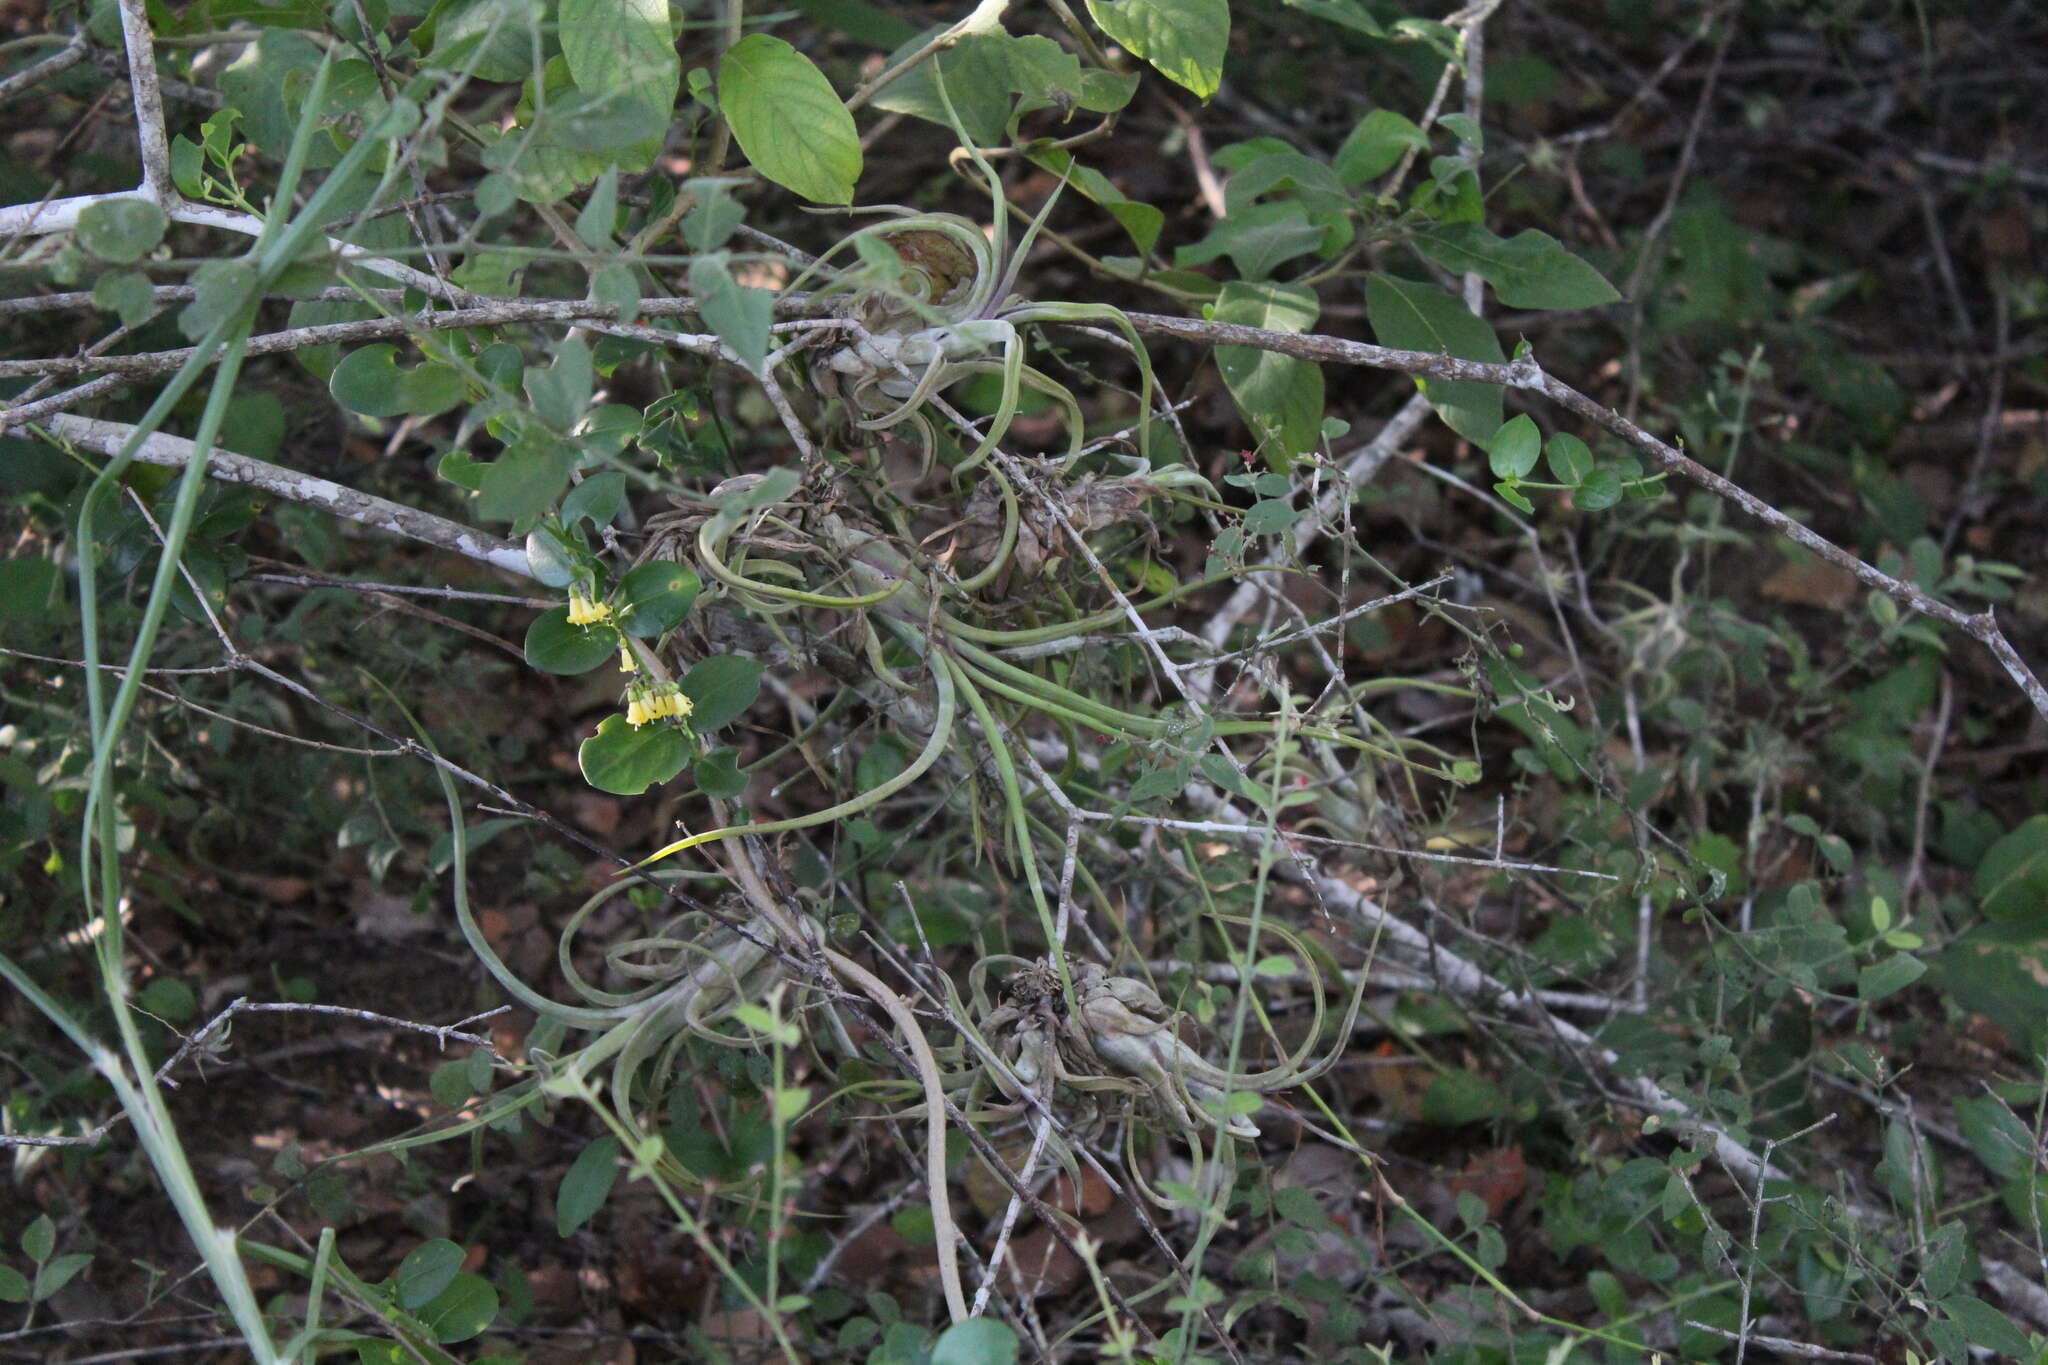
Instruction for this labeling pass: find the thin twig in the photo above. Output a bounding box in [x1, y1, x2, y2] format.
[0, 29, 89, 106]
[43, 415, 533, 577]
[1106, 311, 2048, 720]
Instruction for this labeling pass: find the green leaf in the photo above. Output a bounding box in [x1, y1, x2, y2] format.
[695, 746, 747, 799]
[137, 976, 197, 1022]
[1941, 1295, 2031, 1358]
[856, 735, 909, 792]
[1242, 498, 1296, 536]
[1928, 923, 2048, 1054]
[1272, 1185, 1332, 1230]
[394, 1239, 464, 1310]
[720, 35, 861, 204]
[472, 171, 512, 219]
[1027, 145, 1162, 255]
[1545, 432, 1593, 486]
[559, 0, 679, 132]
[0, 555, 63, 623]
[870, 29, 1017, 147]
[680, 655, 763, 732]
[427, 0, 541, 83]
[31, 1253, 90, 1304]
[477, 436, 575, 525]
[429, 1059, 474, 1108]
[1281, 0, 1384, 39]
[21, 1216, 53, 1264]
[1923, 1222, 1970, 1299]
[892, 1205, 937, 1247]
[417, 1273, 498, 1344]
[1575, 465, 1624, 511]
[690, 254, 774, 377]
[90, 269, 157, 327]
[590, 262, 640, 323]
[179, 258, 257, 341]
[0, 1266, 27, 1303]
[329, 344, 466, 418]
[1420, 1068, 1507, 1125]
[1363, 273, 1504, 444]
[556, 1135, 621, 1237]
[1176, 201, 1325, 281]
[492, 58, 672, 204]
[561, 471, 627, 528]
[1085, 0, 1229, 99]
[1212, 280, 1324, 464]
[1488, 414, 1541, 480]
[1954, 1096, 2032, 1182]
[1334, 108, 1425, 185]
[1974, 814, 2048, 928]
[1415, 223, 1622, 311]
[680, 177, 747, 250]
[524, 607, 617, 674]
[76, 197, 168, 265]
[617, 561, 701, 637]
[1438, 112, 1484, 151]
[575, 168, 620, 248]
[931, 1317, 1020, 1365]
[785, 0, 920, 46]
[579, 714, 690, 794]
[526, 337, 593, 430]
[1876, 1114, 1941, 1211]
[1857, 953, 1924, 1002]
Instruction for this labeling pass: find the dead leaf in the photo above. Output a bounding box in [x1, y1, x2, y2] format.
[1760, 557, 1858, 610]
[1447, 1146, 1528, 1219]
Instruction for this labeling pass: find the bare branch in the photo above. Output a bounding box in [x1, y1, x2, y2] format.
[0, 30, 89, 106]
[43, 415, 533, 578]
[1119, 309, 2048, 721]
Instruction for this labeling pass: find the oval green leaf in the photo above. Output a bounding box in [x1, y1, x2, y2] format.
[931, 1317, 1020, 1365]
[330, 344, 467, 418]
[690, 254, 774, 377]
[394, 1239, 464, 1310]
[524, 606, 618, 674]
[76, 197, 167, 264]
[524, 521, 588, 589]
[1363, 273, 1505, 445]
[695, 746, 747, 799]
[91, 269, 156, 326]
[556, 1134, 620, 1237]
[719, 35, 861, 204]
[617, 561, 702, 637]
[579, 714, 690, 795]
[1488, 414, 1541, 480]
[1574, 465, 1624, 512]
[561, 471, 627, 527]
[1085, 0, 1228, 99]
[1545, 432, 1594, 486]
[417, 1272, 498, 1344]
[1212, 280, 1324, 466]
[1415, 223, 1622, 311]
[680, 655, 763, 732]
[1975, 814, 2048, 928]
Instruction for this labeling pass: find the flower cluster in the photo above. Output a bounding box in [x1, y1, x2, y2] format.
[625, 680, 692, 728]
[565, 588, 612, 626]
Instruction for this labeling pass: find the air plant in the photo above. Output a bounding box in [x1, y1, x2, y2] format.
[947, 918, 1368, 1207]
[787, 72, 1156, 483]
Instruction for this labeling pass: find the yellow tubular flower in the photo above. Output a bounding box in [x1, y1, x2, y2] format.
[619, 642, 638, 673]
[566, 589, 612, 627]
[646, 682, 692, 723]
